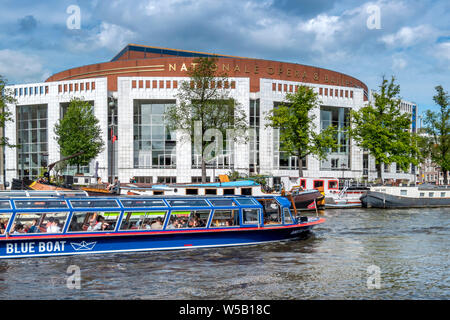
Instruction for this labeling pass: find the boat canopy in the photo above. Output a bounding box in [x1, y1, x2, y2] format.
[0, 195, 297, 236]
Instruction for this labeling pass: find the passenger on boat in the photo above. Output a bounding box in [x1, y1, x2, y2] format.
[0, 218, 8, 234]
[27, 219, 39, 233]
[108, 178, 120, 194]
[47, 219, 61, 233]
[151, 217, 163, 229]
[88, 215, 108, 231]
[12, 223, 25, 234]
[46, 217, 55, 230]
[69, 216, 82, 231]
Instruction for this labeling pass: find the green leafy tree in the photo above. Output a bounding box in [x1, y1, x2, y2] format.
[0, 75, 16, 148]
[421, 85, 449, 185]
[54, 98, 104, 174]
[165, 57, 248, 183]
[265, 85, 338, 178]
[349, 76, 419, 183]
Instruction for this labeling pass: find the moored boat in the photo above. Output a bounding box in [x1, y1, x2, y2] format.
[360, 185, 450, 208]
[0, 195, 324, 259]
[296, 178, 367, 209]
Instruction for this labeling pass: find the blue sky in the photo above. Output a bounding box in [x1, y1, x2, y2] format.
[0, 0, 449, 115]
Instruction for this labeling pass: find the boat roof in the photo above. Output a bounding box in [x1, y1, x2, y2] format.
[0, 194, 290, 210]
[122, 180, 260, 190]
[0, 190, 89, 198]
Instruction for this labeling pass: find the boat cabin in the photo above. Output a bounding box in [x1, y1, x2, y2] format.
[0, 195, 299, 238]
[297, 178, 339, 193]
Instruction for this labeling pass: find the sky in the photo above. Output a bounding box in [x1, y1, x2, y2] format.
[0, 0, 449, 115]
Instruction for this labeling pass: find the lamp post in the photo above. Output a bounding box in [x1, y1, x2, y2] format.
[108, 97, 117, 183]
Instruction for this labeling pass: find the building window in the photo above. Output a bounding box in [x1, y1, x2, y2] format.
[157, 176, 176, 184]
[17, 104, 48, 180]
[133, 100, 176, 169]
[319, 106, 350, 171]
[58, 102, 94, 175]
[272, 102, 307, 171]
[249, 99, 260, 173]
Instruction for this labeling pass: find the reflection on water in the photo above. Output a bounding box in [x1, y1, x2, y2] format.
[0, 208, 448, 299]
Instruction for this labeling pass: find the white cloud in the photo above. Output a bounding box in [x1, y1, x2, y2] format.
[380, 25, 437, 48]
[0, 49, 50, 83]
[392, 54, 408, 70]
[433, 41, 450, 61]
[95, 22, 136, 51]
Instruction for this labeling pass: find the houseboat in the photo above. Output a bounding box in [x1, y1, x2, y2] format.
[360, 185, 450, 208]
[101, 179, 325, 211]
[297, 178, 368, 208]
[0, 195, 325, 259]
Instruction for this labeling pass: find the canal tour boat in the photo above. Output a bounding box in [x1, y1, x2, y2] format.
[0, 195, 325, 259]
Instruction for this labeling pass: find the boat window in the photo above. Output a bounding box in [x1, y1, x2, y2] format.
[119, 199, 167, 208]
[223, 189, 235, 195]
[300, 179, 306, 189]
[209, 199, 236, 206]
[120, 211, 167, 230]
[441, 192, 446, 198]
[260, 199, 282, 225]
[12, 212, 69, 234]
[167, 199, 209, 207]
[400, 190, 407, 196]
[242, 208, 259, 225]
[235, 198, 256, 206]
[429, 192, 434, 197]
[210, 209, 239, 227]
[283, 208, 293, 224]
[166, 210, 210, 229]
[313, 180, 324, 189]
[328, 180, 338, 190]
[0, 201, 11, 209]
[420, 192, 425, 197]
[68, 212, 120, 232]
[205, 188, 217, 195]
[0, 213, 11, 235]
[186, 189, 199, 195]
[241, 188, 252, 195]
[14, 200, 68, 209]
[70, 199, 119, 208]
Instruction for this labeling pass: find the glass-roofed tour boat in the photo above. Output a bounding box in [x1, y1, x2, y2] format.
[0, 195, 324, 259]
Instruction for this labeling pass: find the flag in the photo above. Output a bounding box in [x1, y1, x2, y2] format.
[111, 128, 117, 143]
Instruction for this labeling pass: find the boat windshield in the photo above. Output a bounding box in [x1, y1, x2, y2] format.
[166, 199, 209, 207]
[0, 201, 11, 209]
[70, 199, 119, 208]
[14, 200, 68, 209]
[234, 198, 256, 206]
[208, 199, 236, 207]
[119, 199, 167, 208]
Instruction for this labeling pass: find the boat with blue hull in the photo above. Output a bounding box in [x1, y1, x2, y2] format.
[0, 195, 324, 259]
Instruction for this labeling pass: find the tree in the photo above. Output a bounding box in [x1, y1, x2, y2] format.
[265, 85, 338, 178]
[54, 98, 104, 174]
[165, 57, 248, 183]
[349, 76, 419, 183]
[421, 85, 449, 185]
[0, 75, 16, 148]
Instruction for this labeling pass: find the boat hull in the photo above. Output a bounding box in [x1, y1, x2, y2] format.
[360, 191, 450, 208]
[292, 190, 325, 210]
[0, 219, 324, 259]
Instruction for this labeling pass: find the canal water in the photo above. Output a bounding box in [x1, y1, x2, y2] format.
[0, 207, 448, 299]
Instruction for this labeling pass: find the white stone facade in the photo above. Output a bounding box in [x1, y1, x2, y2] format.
[4, 76, 417, 187]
